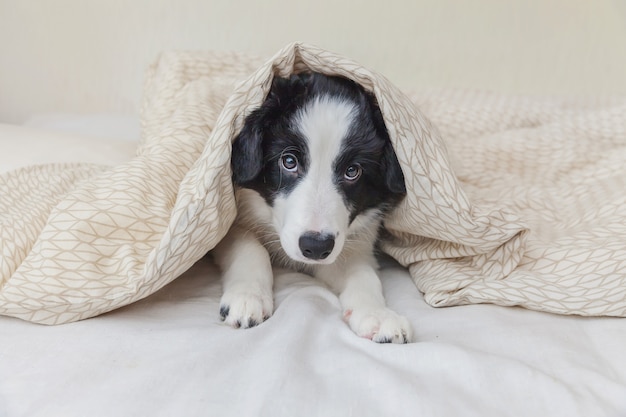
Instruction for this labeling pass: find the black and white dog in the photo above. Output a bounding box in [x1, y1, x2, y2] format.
[213, 72, 413, 343]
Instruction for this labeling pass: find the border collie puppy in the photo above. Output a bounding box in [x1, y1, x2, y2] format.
[213, 72, 413, 343]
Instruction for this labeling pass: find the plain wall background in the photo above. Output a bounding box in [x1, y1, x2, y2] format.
[1, 0, 625, 124]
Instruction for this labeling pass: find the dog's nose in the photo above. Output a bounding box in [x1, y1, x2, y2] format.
[299, 232, 335, 260]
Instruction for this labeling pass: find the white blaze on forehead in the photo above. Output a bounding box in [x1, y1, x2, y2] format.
[295, 95, 357, 168]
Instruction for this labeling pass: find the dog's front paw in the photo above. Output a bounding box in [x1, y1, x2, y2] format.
[344, 307, 413, 344]
[219, 290, 273, 329]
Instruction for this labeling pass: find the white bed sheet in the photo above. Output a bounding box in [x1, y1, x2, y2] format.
[1, 120, 626, 417]
[0, 122, 136, 173]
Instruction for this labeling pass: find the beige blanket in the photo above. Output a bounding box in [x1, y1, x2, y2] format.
[1, 43, 625, 325]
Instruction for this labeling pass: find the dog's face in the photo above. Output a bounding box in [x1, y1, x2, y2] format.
[231, 73, 405, 265]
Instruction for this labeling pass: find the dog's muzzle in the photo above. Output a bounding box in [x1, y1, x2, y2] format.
[298, 232, 335, 260]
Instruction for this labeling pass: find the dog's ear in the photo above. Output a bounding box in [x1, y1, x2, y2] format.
[231, 110, 265, 185]
[382, 141, 407, 195]
[232, 73, 311, 185]
[269, 73, 311, 100]
[367, 92, 407, 196]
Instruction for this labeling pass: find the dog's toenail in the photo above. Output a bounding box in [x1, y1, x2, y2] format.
[219, 305, 230, 320]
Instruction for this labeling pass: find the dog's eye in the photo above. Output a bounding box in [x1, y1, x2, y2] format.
[344, 164, 362, 181]
[280, 153, 298, 172]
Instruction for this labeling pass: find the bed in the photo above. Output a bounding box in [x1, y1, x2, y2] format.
[2, 44, 626, 417]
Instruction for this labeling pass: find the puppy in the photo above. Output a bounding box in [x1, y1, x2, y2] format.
[213, 72, 413, 343]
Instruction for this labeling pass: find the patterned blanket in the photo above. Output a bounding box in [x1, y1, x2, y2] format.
[1, 43, 625, 324]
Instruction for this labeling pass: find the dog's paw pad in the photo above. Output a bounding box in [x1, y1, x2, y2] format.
[346, 308, 413, 344]
[219, 291, 273, 329]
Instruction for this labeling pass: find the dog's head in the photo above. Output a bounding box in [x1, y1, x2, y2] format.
[231, 72, 406, 265]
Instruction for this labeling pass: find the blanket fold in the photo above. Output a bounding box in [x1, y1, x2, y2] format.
[1, 43, 625, 324]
